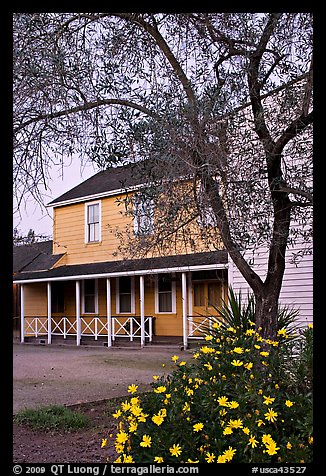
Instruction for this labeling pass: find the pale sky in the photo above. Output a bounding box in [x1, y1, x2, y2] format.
[13, 158, 98, 238]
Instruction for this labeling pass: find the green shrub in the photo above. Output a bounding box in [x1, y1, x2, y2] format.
[104, 320, 313, 464]
[14, 404, 88, 431]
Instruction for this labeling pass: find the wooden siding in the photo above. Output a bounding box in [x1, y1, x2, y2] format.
[24, 283, 47, 316]
[228, 240, 313, 327]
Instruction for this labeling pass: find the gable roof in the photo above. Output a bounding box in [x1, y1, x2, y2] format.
[13, 241, 64, 274]
[48, 162, 144, 206]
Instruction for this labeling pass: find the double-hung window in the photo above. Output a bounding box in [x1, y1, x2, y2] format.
[85, 201, 101, 243]
[82, 279, 98, 314]
[134, 194, 154, 236]
[116, 277, 135, 314]
[155, 274, 176, 313]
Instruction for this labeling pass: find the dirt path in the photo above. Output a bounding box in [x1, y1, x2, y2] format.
[13, 342, 188, 414]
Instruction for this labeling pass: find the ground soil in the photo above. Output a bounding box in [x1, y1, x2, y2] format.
[13, 342, 191, 463]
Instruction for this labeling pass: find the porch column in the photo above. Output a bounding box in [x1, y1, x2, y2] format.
[140, 275, 145, 348]
[47, 282, 52, 344]
[106, 278, 112, 347]
[20, 284, 24, 343]
[76, 280, 81, 346]
[182, 272, 188, 349]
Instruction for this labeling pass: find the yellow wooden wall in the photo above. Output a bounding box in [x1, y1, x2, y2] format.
[24, 283, 47, 316]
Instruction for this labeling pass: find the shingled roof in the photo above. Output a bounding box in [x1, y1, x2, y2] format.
[13, 250, 228, 282]
[13, 241, 64, 274]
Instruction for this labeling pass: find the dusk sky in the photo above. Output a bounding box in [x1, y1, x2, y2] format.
[13, 158, 98, 237]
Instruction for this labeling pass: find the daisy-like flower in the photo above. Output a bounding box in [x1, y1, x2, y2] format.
[263, 395, 275, 405]
[193, 422, 204, 432]
[204, 362, 213, 371]
[152, 414, 164, 426]
[244, 362, 253, 370]
[223, 427, 233, 435]
[285, 400, 294, 407]
[212, 322, 221, 329]
[112, 409, 122, 419]
[228, 400, 239, 409]
[223, 446, 236, 462]
[228, 418, 243, 429]
[121, 400, 131, 412]
[179, 361, 187, 366]
[116, 431, 128, 445]
[260, 351, 269, 357]
[231, 359, 243, 366]
[245, 329, 255, 335]
[130, 397, 139, 406]
[140, 435, 152, 447]
[154, 456, 164, 463]
[200, 346, 215, 354]
[128, 384, 138, 394]
[287, 442, 292, 449]
[101, 438, 107, 448]
[242, 427, 250, 435]
[183, 402, 190, 412]
[171, 355, 179, 362]
[152, 375, 159, 380]
[205, 452, 216, 463]
[154, 386, 167, 393]
[265, 440, 280, 456]
[257, 419, 265, 427]
[217, 454, 227, 463]
[264, 408, 278, 423]
[277, 328, 287, 336]
[169, 444, 182, 457]
[308, 436, 313, 445]
[123, 455, 134, 463]
[262, 434, 273, 445]
[217, 396, 229, 406]
[248, 435, 259, 448]
[233, 347, 244, 354]
[129, 421, 138, 432]
[205, 335, 213, 340]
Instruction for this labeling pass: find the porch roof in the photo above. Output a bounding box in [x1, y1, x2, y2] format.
[13, 250, 228, 283]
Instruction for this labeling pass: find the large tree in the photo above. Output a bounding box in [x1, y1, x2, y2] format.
[13, 13, 313, 338]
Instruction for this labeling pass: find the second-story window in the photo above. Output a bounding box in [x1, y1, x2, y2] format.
[85, 202, 101, 243]
[134, 194, 154, 236]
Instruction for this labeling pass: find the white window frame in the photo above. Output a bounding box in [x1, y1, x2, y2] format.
[116, 276, 135, 314]
[134, 194, 154, 236]
[155, 273, 176, 314]
[82, 279, 98, 314]
[84, 201, 102, 243]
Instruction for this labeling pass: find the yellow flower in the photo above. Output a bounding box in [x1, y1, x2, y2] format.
[245, 329, 255, 335]
[275, 384, 280, 389]
[200, 346, 215, 354]
[278, 328, 287, 336]
[130, 406, 142, 417]
[285, 400, 294, 407]
[116, 431, 128, 445]
[231, 359, 243, 367]
[101, 438, 107, 448]
[123, 455, 134, 463]
[287, 442, 292, 449]
[187, 459, 199, 463]
[128, 384, 138, 394]
[193, 352, 200, 359]
[140, 435, 152, 447]
[169, 444, 182, 457]
[228, 400, 239, 409]
[121, 400, 131, 412]
[154, 456, 164, 463]
[257, 419, 265, 427]
[171, 355, 179, 362]
[308, 436, 313, 444]
[217, 454, 227, 463]
[179, 361, 187, 366]
[244, 362, 253, 370]
[223, 446, 236, 462]
[129, 421, 138, 433]
[262, 434, 273, 445]
[112, 409, 122, 419]
[228, 418, 243, 429]
[153, 375, 159, 380]
[260, 351, 269, 357]
[242, 427, 250, 435]
[114, 456, 122, 463]
[265, 440, 280, 456]
[205, 452, 216, 463]
[205, 335, 213, 340]
[204, 362, 213, 370]
[217, 396, 229, 406]
[183, 401, 190, 412]
[233, 347, 244, 354]
[138, 413, 148, 422]
[264, 408, 278, 423]
[130, 397, 139, 406]
[152, 414, 164, 426]
[219, 408, 227, 416]
[193, 422, 204, 432]
[154, 386, 166, 393]
[248, 436, 259, 448]
[212, 322, 221, 329]
[223, 427, 233, 435]
[308, 323, 313, 329]
[263, 395, 275, 405]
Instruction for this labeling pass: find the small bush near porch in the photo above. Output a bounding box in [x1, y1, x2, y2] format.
[106, 317, 313, 463]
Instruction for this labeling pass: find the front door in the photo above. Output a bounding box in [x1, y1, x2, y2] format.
[193, 280, 222, 316]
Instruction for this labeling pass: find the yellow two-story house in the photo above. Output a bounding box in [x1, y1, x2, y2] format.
[13, 162, 228, 348]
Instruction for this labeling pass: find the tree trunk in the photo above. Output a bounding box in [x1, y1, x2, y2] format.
[254, 288, 279, 340]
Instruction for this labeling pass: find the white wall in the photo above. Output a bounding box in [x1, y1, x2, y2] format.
[228, 241, 313, 328]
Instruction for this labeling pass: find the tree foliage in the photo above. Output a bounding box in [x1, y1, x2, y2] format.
[13, 13, 313, 337]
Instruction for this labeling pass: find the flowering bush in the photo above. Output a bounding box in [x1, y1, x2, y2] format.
[103, 321, 313, 463]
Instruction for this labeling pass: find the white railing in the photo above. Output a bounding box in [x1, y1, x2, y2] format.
[187, 315, 220, 339]
[24, 315, 153, 342]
